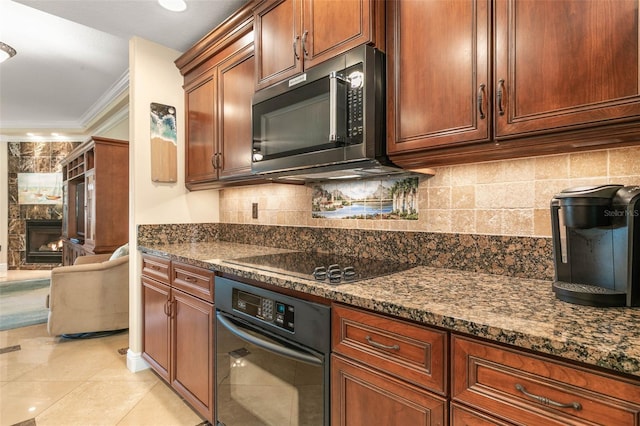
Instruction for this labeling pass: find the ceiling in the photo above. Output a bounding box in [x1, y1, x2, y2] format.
[0, 0, 248, 141]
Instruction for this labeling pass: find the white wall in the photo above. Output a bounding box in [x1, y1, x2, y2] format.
[127, 37, 219, 371]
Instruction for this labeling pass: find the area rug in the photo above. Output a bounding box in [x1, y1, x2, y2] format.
[0, 279, 50, 331]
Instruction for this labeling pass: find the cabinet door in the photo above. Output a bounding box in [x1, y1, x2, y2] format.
[217, 45, 255, 180]
[332, 355, 447, 426]
[387, 0, 490, 154]
[495, 0, 640, 137]
[172, 289, 215, 423]
[185, 72, 217, 184]
[142, 276, 171, 381]
[302, 0, 377, 69]
[254, 0, 303, 90]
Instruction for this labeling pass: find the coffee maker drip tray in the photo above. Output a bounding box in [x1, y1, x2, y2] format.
[553, 281, 626, 307]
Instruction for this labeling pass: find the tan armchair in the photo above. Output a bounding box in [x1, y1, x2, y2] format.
[46, 253, 129, 336]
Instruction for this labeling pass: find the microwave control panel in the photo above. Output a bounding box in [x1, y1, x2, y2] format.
[233, 289, 295, 332]
[346, 65, 364, 143]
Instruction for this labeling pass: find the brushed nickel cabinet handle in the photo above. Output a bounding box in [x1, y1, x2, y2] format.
[365, 335, 400, 351]
[302, 30, 309, 57]
[293, 36, 300, 61]
[515, 384, 582, 410]
[477, 83, 486, 119]
[211, 154, 217, 170]
[497, 79, 506, 116]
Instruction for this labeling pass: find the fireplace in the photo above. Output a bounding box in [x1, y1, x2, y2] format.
[25, 219, 63, 264]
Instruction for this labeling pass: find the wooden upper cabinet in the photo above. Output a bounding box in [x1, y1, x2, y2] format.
[388, 0, 640, 169]
[217, 44, 255, 179]
[387, 0, 490, 153]
[185, 73, 217, 184]
[254, 0, 302, 88]
[254, 0, 384, 90]
[177, 2, 264, 190]
[302, 0, 376, 68]
[494, 0, 640, 137]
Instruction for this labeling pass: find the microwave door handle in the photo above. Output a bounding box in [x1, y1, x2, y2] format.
[216, 311, 322, 366]
[329, 71, 347, 143]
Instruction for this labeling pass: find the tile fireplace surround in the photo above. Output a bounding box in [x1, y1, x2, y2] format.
[6, 141, 80, 270]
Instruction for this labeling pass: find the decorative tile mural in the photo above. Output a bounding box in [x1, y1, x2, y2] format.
[311, 177, 419, 220]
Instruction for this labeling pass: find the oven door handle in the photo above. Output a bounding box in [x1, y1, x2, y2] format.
[216, 311, 323, 366]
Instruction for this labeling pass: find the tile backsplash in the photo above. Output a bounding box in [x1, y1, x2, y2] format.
[220, 146, 640, 237]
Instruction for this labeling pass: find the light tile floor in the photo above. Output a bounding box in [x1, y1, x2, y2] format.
[0, 271, 207, 426]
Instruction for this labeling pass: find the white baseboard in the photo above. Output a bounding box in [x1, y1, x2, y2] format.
[126, 349, 150, 373]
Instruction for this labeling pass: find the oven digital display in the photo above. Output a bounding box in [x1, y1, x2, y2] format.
[232, 289, 295, 332]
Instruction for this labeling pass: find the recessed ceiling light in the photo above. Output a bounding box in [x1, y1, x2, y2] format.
[0, 42, 17, 63]
[158, 0, 187, 12]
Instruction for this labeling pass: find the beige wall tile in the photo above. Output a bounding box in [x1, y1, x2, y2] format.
[218, 146, 639, 237]
[427, 187, 451, 209]
[502, 209, 533, 236]
[428, 209, 452, 232]
[450, 164, 476, 186]
[535, 154, 569, 179]
[534, 179, 570, 209]
[476, 161, 504, 183]
[502, 182, 534, 208]
[503, 158, 535, 182]
[476, 210, 502, 234]
[533, 208, 552, 237]
[452, 210, 475, 233]
[452, 185, 475, 209]
[569, 150, 607, 178]
[475, 183, 506, 209]
[428, 167, 451, 187]
[609, 146, 640, 177]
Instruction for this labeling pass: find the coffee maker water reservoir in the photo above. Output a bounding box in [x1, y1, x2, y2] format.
[551, 185, 640, 307]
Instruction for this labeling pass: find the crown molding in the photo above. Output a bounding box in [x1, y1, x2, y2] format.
[80, 69, 129, 128]
[0, 70, 129, 142]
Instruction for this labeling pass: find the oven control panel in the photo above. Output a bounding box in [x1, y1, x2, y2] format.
[233, 289, 295, 332]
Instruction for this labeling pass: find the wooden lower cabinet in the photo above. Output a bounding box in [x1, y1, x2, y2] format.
[171, 288, 215, 421]
[451, 334, 640, 425]
[331, 303, 448, 425]
[141, 255, 215, 423]
[142, 276, 171, 381]
[332, 354, 447, 426]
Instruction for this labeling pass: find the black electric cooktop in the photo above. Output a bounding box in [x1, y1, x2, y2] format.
[224, 251, 414, 284]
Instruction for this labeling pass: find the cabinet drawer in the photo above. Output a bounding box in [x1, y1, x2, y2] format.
[450, 402, 514, 426]
[172, 261, 215, 302]
[141, 254, 171, 284]
[452, 334, 640, 426]
[332, 303, 447, 395]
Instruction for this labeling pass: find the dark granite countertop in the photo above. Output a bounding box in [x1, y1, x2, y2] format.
[139, 241, 640, 379]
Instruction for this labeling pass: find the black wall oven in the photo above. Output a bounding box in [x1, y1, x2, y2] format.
[215, 277, 331, 426]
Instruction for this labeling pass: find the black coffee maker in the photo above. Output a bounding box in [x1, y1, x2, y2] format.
[551, 184, 640, 307]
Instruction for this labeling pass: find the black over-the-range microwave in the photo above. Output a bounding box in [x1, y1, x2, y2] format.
[251, 44, 407, 181]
